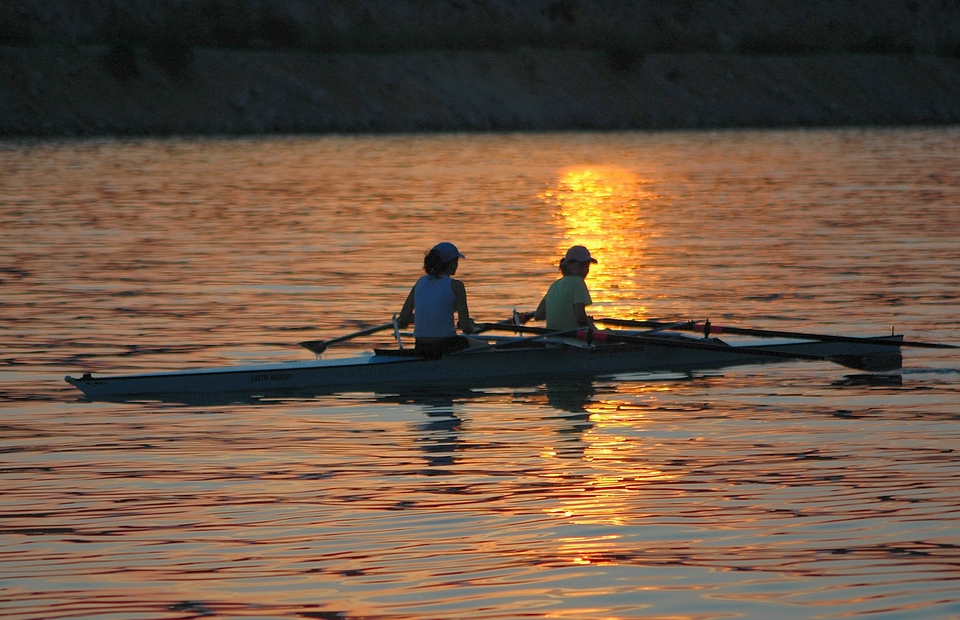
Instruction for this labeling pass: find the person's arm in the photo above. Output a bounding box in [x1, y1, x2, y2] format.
[572, 302, 592, 327]
[451, 279, 476, 334]
[397, 285, 416, 329]
[532, 296, 547, 322]
[572, 279, 594, 328]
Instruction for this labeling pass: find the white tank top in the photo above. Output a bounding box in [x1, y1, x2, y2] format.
[413, 274, 456, 338]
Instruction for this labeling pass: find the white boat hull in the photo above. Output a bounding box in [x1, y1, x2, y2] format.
[65, 334, 903, 401]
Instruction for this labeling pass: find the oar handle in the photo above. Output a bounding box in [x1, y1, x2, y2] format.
[474, 313, 535, 334]
[475, 322, 554, 335]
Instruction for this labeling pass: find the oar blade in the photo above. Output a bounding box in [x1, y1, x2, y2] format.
[298, 340, 328, 354]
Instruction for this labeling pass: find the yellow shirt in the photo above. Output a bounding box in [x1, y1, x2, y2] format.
[544, 276, 592, 331]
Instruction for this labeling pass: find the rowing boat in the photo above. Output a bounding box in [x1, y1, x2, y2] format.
[65, 328, 904, 401]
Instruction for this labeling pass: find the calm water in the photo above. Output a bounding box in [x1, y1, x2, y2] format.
[2, 127, 959, 619]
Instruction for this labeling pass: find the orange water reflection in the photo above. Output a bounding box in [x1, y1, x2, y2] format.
[532, 383, 683, 569]
[0, 129, 956, 620]
[540, 385, 678, 541]
[540, 166, 657, 318]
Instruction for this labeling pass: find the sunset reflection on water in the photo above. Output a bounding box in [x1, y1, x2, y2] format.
[542, 165, 657, 318]
[2, 128, 959, 620]
[541, 386, 677, 533]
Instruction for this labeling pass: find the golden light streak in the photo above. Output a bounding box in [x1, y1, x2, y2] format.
[535, 386, 689, 573]
[540, 397, 678, 533]
[540, 166, 658, 318]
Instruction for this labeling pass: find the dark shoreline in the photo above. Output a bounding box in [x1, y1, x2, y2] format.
[3, 46, 960, 138]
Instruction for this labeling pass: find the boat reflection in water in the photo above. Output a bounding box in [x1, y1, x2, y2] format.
[831, 373, 903, 387]
[397, 381, 605, 470]
[541, 381, 597, 455]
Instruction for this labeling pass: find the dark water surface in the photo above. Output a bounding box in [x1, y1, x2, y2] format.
[2, 128, 959, 619]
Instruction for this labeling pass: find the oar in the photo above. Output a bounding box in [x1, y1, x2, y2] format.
[597, 318, 958, 350]
[479, 323, 873, 365]
[299, 322, 394, 354]
[493, 327, 587, 348]
[477, 322, 685, 339]
[583, 329, 839, 362]
[466, 324, 590, 352]
[474, 323, 559, 336]
[303, 315, 525, 355]
[459, 314, 551, 350]
[473, 313, 532, 334]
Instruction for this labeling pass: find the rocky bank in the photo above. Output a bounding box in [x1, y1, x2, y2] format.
[3, 45, 960, 137]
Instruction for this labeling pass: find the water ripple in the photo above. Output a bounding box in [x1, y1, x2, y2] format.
[2, 128, 959, 619]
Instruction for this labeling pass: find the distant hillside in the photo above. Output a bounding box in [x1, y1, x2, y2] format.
[3, 1, 960, 137]
[4, 46, 959, 137]
[5, 0, 960, 56]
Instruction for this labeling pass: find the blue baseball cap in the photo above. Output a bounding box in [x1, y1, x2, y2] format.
[433, 242, 465, 263]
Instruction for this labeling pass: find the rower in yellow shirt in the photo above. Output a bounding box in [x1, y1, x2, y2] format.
[529, 245, 598, 331]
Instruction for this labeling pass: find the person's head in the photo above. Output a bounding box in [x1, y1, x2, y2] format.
[423, 241, 465, 276]
[559, 245, 597, 277]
